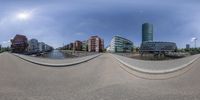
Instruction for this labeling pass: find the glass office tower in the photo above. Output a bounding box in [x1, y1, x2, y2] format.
[142, 23, 153, 42]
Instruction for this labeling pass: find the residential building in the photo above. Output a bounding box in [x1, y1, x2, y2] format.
[28, 39, 39, 53]
[110, 36, 133, 53]
[66, 44, 70, 50]
[88, 36, 104, 52]
[62, 45, 68, 50]
[74, 40, 82, 51]
[82, 40, 88, 51]
[69, 43, 74, 50]
[44, 44, 52, 52]
[39, 42, 45, 52]
[11, 34, 28, 53]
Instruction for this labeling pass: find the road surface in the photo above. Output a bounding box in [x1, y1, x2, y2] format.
[0, 52, 200, 100]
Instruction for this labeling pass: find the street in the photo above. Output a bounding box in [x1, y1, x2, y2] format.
[0, 52, 200, 100]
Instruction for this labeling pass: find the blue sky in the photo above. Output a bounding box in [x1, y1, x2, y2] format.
[0, 0, 200, 48]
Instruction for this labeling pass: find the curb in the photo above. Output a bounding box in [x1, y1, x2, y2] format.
[111, 54, 200, 74]
[13, 53, 102, 67]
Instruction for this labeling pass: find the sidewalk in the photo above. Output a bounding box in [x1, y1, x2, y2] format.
[112, 54, 200, 74]
[13, 53, 101, 67]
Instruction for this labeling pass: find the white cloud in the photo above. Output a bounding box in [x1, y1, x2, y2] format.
[1, 40, 11, 47]
[191, 37, 198, 42]
[2, 40, 10, 44]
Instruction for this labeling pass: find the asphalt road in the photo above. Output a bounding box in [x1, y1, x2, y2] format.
[1, 52, 200, 100]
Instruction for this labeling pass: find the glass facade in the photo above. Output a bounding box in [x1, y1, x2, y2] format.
[140, 42, 177, 53]
[110, 36, 133, 53]
[142, 23, 153, 42]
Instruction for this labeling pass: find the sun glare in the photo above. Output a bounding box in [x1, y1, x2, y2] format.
[17, 12, 30, 20]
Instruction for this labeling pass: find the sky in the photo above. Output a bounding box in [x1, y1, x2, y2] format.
[0, 0, 200, 48]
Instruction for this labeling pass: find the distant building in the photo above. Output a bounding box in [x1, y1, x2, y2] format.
[110, 36, 133, 53]
[38, 42, 52, 52]
[74, 40, 82, 51]
[140, 23, 178, 55]
[11, 34, 28, 53]
[44, 44, 53, 52]
[63, 45, 68, 50]
[142, 23, 153, 42]
[140, 42, 177, 55]
[82, 40, 88, 51]
[66, 44, 70, 50]
[106, 45, 111, 52]
[186, 44, 190, 49]
[38, 42, 45, 52]
[69, 43, 74, 50]
[63, 40, 88, 51]
[28, 39, 39, 53]
[88, 36, 104, 52]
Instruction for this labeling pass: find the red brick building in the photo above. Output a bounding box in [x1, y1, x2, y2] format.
[11, 34, 28, 53]
[88, 36, 104, 52]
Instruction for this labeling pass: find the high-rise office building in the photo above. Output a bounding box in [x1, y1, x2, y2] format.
[142, 23, 153, 42]
[140, 23, 177, 55]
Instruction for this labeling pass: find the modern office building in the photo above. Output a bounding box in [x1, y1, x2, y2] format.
[110, 36, 133, 53]
[142, 23, 153, 42]
[74, 40, 82, 51]
[11, 34, 28, 53]
[186, 44, 190, 49]
[140, 42, 177, 54]
[28, 39, 39, 53]
[140, 23, 177, 55]
[88, 36, 104, 52]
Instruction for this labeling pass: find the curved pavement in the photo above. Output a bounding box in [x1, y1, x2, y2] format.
[112, 54, 200, 74]
[1, 52, 200, 100]
[13, 53, 101, 67]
